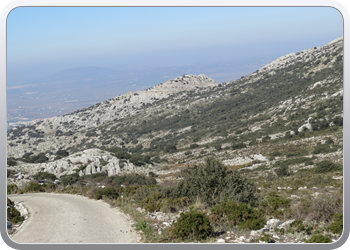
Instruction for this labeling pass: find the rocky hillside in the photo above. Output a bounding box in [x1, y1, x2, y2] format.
[7, 36, 343, 186]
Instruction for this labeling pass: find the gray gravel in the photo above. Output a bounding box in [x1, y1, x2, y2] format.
[8, 193, 138, 243]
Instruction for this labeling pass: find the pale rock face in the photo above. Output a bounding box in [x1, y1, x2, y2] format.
[298, 123, 312, 132]
[7, 148, 155, 187]
[266, 219, 281, 230]
[278, 219, 295, 229]
[151, 74, 217, 93]
[222, 154, 267, 166]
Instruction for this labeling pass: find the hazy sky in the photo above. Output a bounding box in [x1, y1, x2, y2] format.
[7, 7, 343, 84]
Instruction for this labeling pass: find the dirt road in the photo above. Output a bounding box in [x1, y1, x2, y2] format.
[8, 193, 138, 243]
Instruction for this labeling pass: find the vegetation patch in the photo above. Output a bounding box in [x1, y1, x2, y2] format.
[327, 213, 343, 235]
[171, 209, 213, 240]
[305, 235, 332, 243]
[314, 160, 342, 173]
[210, 201, 266, 230]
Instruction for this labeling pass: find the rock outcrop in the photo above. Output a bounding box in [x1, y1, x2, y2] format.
[7, 148, 154, 187]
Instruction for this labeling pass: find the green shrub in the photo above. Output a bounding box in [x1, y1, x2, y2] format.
[328, 213, 343, 235]
[21, 152, 48, 163]
[305, 235, 331, 243]
[133, 185, 162, 203]
[135, 220, 153, 232]
[115, 151, 131, 159]
[275, 165, 290, 177]
[74, 165, 86, 173]
[129, 154, 151, 166]
[270, 151, 282, 157]
[289, 219, 312, 234]
[260, 196, 291, 219]
[231, 143, 246, 150]
[56, 149, 69, 157]
[23, 182, 43, 192]
[314, 161, 342, 173]
[259, 233, 273, 243]
[140, 192, 165, 212]
[7, 158, 17, 166]
[32, 172, 57, 181]
[333, 116, 343, 126]
[172, 158, 259, 206]
[94, 187, 119, 200]
[267, 197, 291, 210]
[172, 209, 213, 240]
[7, 184, 18, 194]
[190, 144, 199, 149]
[313, 143, 336, 154]
[60, 173, 80, 186]
[325, 138, 334, 144]
[7, 206, 24, 224]
[210, 201, 266, 230]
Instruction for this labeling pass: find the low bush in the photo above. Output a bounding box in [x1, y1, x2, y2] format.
[94, 187, 119, 200]
[129, 154, 151, 166]
[210, 201, 266, 230]
[140, 192, 165, 212]
[7, 205, 24, 224]
[21, 152, 48, 163]
[259, 233, 273, 243]
[172, 209, 213, 240]
[74, 165, 87, 173]
[275, 165, 290, 177]
[333, 116, 343, 127]
[288, 219, 312, 234]
[60, 173, 80, 186]
[231, 143, 246, 150]
[23, 182, 43, 193]
[314, 161, 342, 173]
[172, 158, 259, 206]
[328, 213, 343, 235]
[313, 143, 336, 154]
[7, 184, 18, 194]
[135, 220, 153, 232]
[305, 235, 331, 243]
[32, 172, 57, 181]
[115, 151, 131, 159]
[270, 151, 282, 157]
[7, 158, 17, 166]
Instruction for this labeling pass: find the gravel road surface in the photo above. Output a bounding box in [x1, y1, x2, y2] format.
[8, 193, 138, 243]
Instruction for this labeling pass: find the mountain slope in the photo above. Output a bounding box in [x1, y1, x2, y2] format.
[7, 36, 343, 184]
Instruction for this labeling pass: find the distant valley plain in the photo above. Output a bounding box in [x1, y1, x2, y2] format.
[7, 59, 268, 129]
